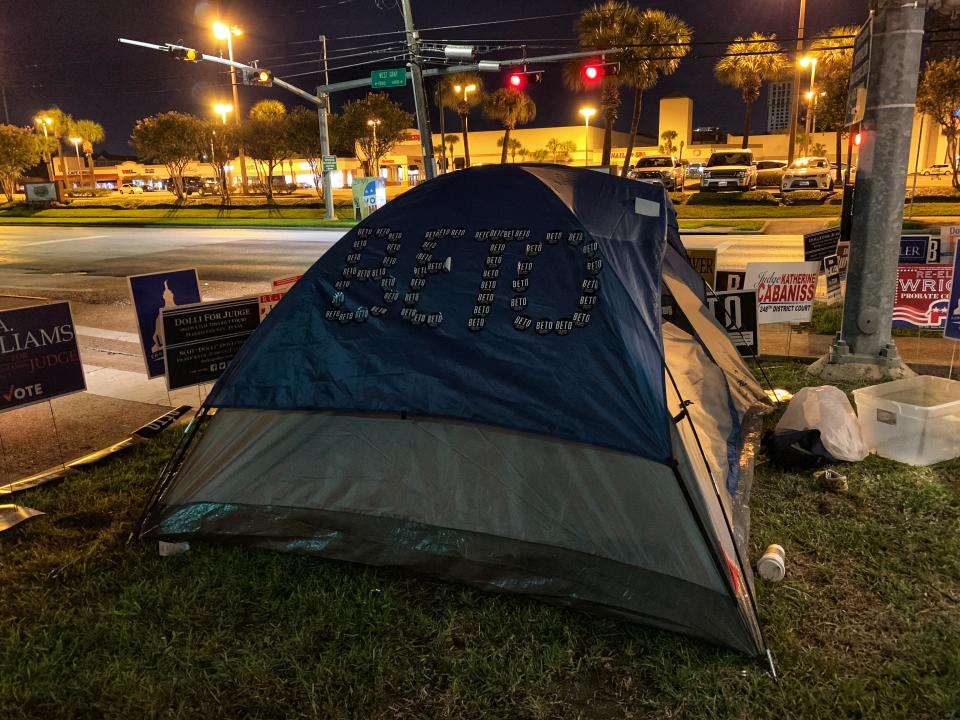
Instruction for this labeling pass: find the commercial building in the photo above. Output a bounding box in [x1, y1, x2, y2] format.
[766, 81, 793, 133]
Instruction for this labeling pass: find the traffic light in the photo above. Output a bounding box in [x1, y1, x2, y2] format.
[169, 46, 202, 62]
[505, 69, 543, 90]
[853, 131, 862, 147]
[581, 62, 617, 86]
[243, 68, 274, 87]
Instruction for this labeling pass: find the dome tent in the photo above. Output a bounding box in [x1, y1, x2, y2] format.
[138, 165, 773, 660]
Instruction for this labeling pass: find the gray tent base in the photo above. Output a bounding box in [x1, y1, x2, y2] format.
[143, 409, 768, 660]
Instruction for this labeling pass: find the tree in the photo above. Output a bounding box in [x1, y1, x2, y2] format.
[715, 33, 788, 148]
[811, 25, 859, 183]
[70, 118, 105, 189]
[530, 149, 551, 162]
[659, 130, 678, 155]
[443, 133, 459, 162]
[567, 1, 639, 167]
[618, 9, 692, 176]
[497, 137, 525, 163]
[241, 100, 293, 202]
[131, 111, 205, 200]
[202, 121, 238, 201]
[516, 147, 529, 163]
[37, 107, 72, 184]
[0, 125, 39, 201]
[440, 73, 484, 167]
[917, 57, 960, 191]
[339, 93, 414, 176]
[546, 138, 577, 164]
[287, 107, 325, 198]
[484, 89, 536, 164]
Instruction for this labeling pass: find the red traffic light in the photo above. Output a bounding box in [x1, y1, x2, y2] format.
[853, 132, 862, 146]
[508, 73, 524, 89]
[583, 64, 601, 82]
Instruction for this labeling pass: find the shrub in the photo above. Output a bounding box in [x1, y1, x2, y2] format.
[781, 190, 832, 205]
[756, 169, 783, 187]
[687, 190, 779, 205]
[65, 188, 113, 198]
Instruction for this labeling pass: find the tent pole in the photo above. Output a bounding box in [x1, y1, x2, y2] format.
[665, 363, 771, 659]
[128, 405, 209, 543]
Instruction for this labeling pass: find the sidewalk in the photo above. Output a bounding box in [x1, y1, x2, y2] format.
[760, 328, 958, 375]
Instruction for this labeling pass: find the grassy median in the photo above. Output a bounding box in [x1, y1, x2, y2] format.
[2, 363, 959, 719]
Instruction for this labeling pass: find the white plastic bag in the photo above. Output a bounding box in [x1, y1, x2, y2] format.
[775, 386, 867, 462]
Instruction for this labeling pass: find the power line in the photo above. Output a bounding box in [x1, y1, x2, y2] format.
[337, 11, 581, 40]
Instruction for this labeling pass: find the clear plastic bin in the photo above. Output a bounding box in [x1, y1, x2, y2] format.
[852, 376, 960, 466]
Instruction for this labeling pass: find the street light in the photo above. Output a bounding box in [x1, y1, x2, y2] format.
[213, 21, 247, 193]
[213, 102, 233, 125]
[367, 119, 382, 175]
[786, 0, 808, 164]
[799, 56, 817, 155]
[579, 107, 596, 166]
[69, 137, 83, 189]
[34, 116, 53, 180]
[451, 84, 477, 167]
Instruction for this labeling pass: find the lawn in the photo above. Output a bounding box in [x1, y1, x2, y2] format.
[2, 363, 959, 719]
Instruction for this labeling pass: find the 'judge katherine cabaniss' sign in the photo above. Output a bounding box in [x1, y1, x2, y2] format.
[744, 261, 819, 324]
[0, 302, 86, 412]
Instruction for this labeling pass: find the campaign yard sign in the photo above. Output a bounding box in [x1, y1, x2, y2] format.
[686, 248, 717, 288]
[715, 270, 746, 291]
[823, 255, 842, 301]
[745, 261, 819, 324]
[899, 236, 931, 264]
[893, 264, 954, 329]
[803, 227, 842, 264]
[706, 290, 759, 357]
[0, 302, 85, 412]
[128, 269, 202, 378]
[946, 250, 960, 341]
[260, 274, 304, 320]
[161, 296, 261, 390]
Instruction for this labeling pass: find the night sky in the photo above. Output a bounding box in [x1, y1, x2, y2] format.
[1, 0, 865, 154]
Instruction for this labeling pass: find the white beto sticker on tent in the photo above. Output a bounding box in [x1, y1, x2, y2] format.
[744, 261, 819, 324]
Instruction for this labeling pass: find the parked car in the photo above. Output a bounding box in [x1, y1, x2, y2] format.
[699, 150, 757, 191]
[781, 156, 834, 192]
[117, 183, 143, 194]
[757, 159, 788, 171]
[921, 164, 951, 176]
[685, 161, 706, 178]
[629, 155, 685, 190]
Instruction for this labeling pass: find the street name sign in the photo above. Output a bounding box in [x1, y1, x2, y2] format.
[371, 68, 407, 88]
[322, 155, 337, 171]
[846, 18, 873, 126]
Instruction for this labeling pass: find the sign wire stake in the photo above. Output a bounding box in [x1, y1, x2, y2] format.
[949, 343, 956, 380]
[48, 401, 66, 470]
[786, 323, 794, 358]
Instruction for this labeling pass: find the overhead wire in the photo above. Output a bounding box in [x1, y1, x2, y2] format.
[337, 11, 582, 40]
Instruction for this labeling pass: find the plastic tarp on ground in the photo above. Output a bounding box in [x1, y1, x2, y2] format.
[141, 164, 771, 658]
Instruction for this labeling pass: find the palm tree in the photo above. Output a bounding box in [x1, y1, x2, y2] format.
[715, 33, 788, 149]
[567, 1, 640, 167]
[484, 89, 536, 164]
[442, 134, 460, 167]
[70, 119, 105, 189]
[440, 73, 483, 168]
[618, 9, 692, 176]
[811, 26, 859, 183]
[37, 106, 72, 185]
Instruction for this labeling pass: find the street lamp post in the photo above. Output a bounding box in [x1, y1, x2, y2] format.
[34, 116, 53, 181]
[214, 22, 248, 193]
[452, 83, 477, 167]
[367, 118, 381, 176]
[69, 137, 83, 189]
[213, 103, 233, 194]
[579, 107, 596, 166]
[786, 0, 807, 164]
[799, 57, 817, 155]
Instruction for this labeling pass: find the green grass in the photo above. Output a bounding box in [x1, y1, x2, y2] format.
[677, 219, 765, 232]
[2, 362, 959, 718]
[0, 205, 357, 228]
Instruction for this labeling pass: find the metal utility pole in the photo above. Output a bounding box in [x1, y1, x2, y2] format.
[318, 35, 336, 220]
[824, 1, 927, 378]
[400, 0, 437, 180]
[224, 33, 249, 194]
[786, 0, 807, 164]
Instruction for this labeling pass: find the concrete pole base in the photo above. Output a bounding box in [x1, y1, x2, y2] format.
[807, 354, 916, 383]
